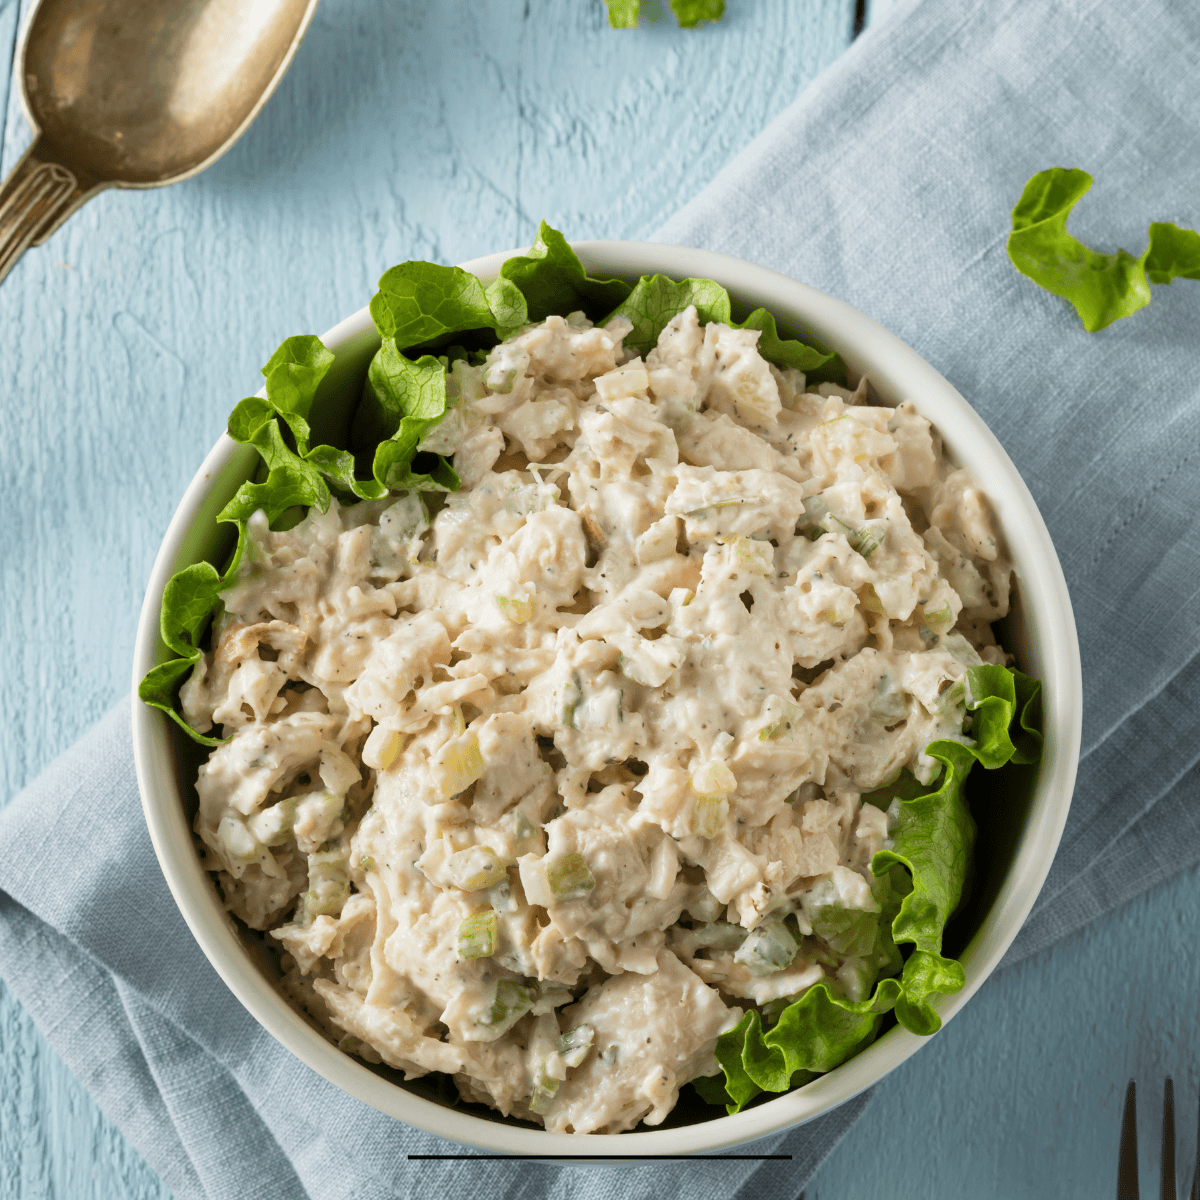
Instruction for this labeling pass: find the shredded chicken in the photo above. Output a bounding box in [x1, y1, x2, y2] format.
[183, 305, 1011, 1131]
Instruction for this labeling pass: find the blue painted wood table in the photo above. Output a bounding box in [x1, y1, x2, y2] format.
[2, 1, 1197, 1197]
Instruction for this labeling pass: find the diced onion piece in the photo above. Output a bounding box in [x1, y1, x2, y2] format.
[457, 910, 498, 960]
[446, 845, 508, 891]
[593, 364, 650, 400]
[733, 537, 773, 577]
[362, 725, 403, 771]
[494, 592, 537, 624]
[690, 760, 736, 798]
[246, 798, 296, 847]
[218, 814, 261, 863]
[434, 732, 485, 797]
[546, 852, 595, 899]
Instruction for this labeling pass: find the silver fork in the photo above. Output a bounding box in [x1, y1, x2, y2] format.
[1118, 1079, 1200, 1199]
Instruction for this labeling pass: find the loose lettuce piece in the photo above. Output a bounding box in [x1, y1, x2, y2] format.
[1007, 167, 1200, 331]
[605, 273, 844, 380]
[708, 665, 1042, 1113]
[604, 0, 725, 28]
[604, 0, 640, 28]
[669, 0, 726, 27]
[1144, 222, 1200, 285]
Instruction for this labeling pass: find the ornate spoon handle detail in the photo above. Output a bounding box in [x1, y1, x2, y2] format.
[0, 140, 88, 285]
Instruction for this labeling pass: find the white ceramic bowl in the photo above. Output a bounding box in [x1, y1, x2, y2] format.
[131, 241, 1082, 1155]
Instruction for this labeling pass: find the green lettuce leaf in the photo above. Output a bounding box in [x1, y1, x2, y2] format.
[496, 221, 631, 325]
[359, 343, 461, 493]
[370, 262, 503, 349]
[136, 523, 250, 746]
[1143, 222, 1200, 286]
[708, 665, 1043, 1112]
[1007, 167, 1200, 331]
[604, 273, 844, 380]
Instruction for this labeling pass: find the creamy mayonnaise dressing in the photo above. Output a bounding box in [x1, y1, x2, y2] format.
[182, 306, 1010, 1133]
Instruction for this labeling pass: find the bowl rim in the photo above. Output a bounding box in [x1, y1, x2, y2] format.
[131, 239, 1083, 1155]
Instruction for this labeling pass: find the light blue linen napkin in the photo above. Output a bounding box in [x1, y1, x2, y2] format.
[4, 0, 1200, 1195]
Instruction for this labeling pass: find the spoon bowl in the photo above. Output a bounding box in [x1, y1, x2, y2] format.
[0, 0, 319, 282]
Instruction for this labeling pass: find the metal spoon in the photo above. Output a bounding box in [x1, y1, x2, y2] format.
[0, 0, 319, 285]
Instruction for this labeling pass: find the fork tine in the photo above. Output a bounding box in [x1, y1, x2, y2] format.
[1163, 1078, 1176, 1200]
[1192, 1083, 1199, 1200]
[1120, 1081, 1139, 1200]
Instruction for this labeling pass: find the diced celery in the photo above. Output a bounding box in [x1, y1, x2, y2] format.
[338, 1034, 363, 1055]
[513, 812, 538, 853]
[835, 956, 876, 1003]
[357, 855, 376, 873]
[482, 979, 533, 1030]
[546, 852, 595, 899]
[446, 845, 508, 891]
[859, 584, 886, 615]
[562, 671, 583, 728]
[937, 677, 967, 714]
[529, 1061, 561, 1114]
[758, 700, 800, 741]
[494, 592, 537, 624]
[684, 497, 746, 518]
[850, 523, 884, 558]
[560, 1024, 595, 1069]
[733, 916, 799, 976]
[689, 794, 728, 838]
[457, 910, 499, 960]
[688, 921, 747, 952]
[247, 798, 296, 847]
[298, 845, 350, 923]
[733, 537, 773, 577]
[921, 601, 953, 633]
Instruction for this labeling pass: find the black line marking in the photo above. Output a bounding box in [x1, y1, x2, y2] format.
[407, 1154, 792, 1161]
[853, 0, 868, 38]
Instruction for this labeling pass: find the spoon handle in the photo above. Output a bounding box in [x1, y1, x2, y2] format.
[0, 139, 88, 286]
